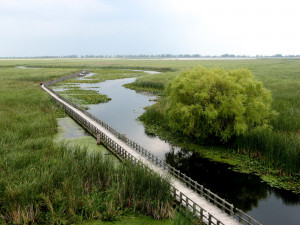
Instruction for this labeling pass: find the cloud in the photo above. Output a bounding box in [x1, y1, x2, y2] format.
[0, 0, 113, 18]
[144, 0, 300, 55]
[0, 0, 299, 56]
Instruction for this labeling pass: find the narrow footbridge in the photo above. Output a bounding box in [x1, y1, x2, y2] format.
[42, 72, 262, 225]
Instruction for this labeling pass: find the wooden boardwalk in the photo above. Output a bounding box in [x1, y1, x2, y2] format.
[42, 81, 261, 225]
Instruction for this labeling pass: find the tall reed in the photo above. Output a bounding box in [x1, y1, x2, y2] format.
[234, 128, 300, 174]
[0, 67, 174, 224]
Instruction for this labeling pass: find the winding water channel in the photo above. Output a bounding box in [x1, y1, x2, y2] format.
[68, 73, 300, 225]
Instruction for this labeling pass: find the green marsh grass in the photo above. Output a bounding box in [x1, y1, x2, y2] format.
[124, 72, 178, 94]
[173, 207, 202, 225]
[58, 88, 111, 108]
[0, 66, 174, 224]
[81, 214, 173, 225]
[234, 129, 300, 175]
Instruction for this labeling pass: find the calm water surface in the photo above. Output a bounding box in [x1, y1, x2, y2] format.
[78, 75, 300, 225]
[81, 77, 176, 159]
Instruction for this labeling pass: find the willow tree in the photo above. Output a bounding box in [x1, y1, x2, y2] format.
[166, 66, 275, 142]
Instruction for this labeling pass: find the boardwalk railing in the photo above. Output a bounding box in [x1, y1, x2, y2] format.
[43, 70, 90, 86]
[43, 72, 262, 225]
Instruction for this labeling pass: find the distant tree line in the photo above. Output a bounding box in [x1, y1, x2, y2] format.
[1, 54, 300, 59]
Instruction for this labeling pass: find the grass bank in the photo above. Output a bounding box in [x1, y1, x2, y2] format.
[123, 72, 179, 94]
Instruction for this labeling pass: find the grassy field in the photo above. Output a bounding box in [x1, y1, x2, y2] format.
[0, 65, 175, 224]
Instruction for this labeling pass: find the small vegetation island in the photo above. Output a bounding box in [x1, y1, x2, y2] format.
[0, 57, 300, 224]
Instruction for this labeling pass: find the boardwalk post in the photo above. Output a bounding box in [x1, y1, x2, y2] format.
[214, 194, 217, 205]
[238, 211, 242, 223]
[97, 133, 101, 145]
[230, 204, 234, 216]
[173, 186, 177, 199]
[180, 192, 183, 204]
[208, 214, 212, 225]
[200, 208, 203, 220]
[193, 202, 196, 214]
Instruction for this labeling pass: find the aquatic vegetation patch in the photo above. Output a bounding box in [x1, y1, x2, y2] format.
[234, 128, 300, 174]
[60, 69, 147, 84]
[58, 88, 111, 109]
[54, 117, 117, 161]
[124, 80, 165, 94]
[124, 71, 178, 94]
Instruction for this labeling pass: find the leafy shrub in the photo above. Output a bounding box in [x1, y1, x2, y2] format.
[166, 67, 275, 142]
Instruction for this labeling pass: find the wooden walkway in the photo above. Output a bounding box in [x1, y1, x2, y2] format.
[42, 80, 261, 225]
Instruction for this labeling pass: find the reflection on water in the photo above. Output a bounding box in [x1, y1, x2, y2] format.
[80, 77, 179, 159]
[166, 148, 268, 211]
[77, 74, 300, 225]
[57, 117, 89, 139]
[165, 148, 300, 225]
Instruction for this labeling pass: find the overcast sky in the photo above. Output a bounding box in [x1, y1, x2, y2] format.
[0, 0, 299, 57]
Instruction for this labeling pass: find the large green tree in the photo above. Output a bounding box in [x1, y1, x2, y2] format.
[166, 66, 275, 142]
